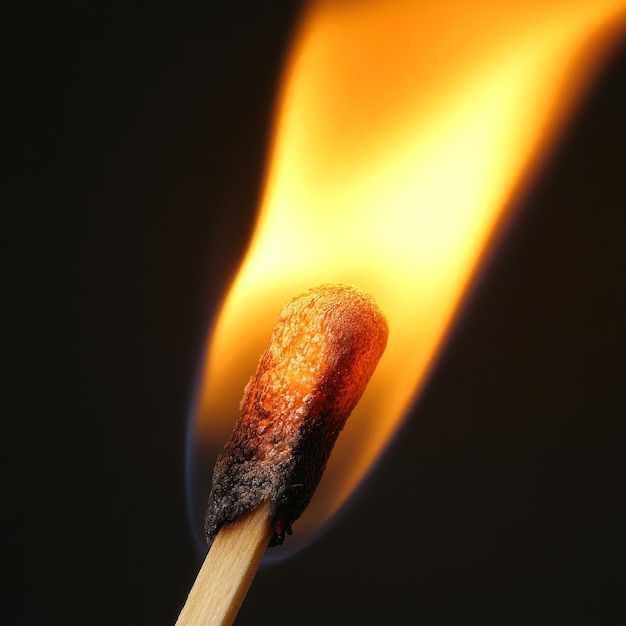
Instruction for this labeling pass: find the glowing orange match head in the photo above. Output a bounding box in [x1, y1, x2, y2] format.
[204, 284, 388, 547]
[241, 283, 388, 441]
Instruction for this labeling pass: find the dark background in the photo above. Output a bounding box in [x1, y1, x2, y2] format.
[5, 2, 625, 624]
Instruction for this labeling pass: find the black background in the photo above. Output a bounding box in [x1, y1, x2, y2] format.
[5, 2, 626, 624]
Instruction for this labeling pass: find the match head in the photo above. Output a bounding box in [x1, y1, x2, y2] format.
[204, 283, 388, 548]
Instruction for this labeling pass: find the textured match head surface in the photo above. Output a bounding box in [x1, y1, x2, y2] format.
[204, 284, 388, 548]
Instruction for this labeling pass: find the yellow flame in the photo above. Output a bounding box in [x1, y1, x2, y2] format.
[192, 0, 626, 549]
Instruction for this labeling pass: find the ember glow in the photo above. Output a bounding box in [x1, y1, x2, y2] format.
[188, 0, 626, 557]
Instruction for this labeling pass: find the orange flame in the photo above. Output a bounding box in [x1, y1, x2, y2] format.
[190, 0, 626, 554]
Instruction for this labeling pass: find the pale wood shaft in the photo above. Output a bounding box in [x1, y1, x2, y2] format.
[176, 501, 273, 626]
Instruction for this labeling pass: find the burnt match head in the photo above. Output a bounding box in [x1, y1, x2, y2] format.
[204, 284, 388, 548]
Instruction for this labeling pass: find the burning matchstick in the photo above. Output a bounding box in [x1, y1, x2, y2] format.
[177, 284, 388, 625]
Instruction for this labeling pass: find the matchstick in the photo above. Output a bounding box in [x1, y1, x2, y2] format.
[177, 284, 388, 624]
[175, 500, 272, 626]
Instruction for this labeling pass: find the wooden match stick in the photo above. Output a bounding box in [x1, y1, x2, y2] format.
[175, 500, 272, 626]
[177, 284, 388, 624]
